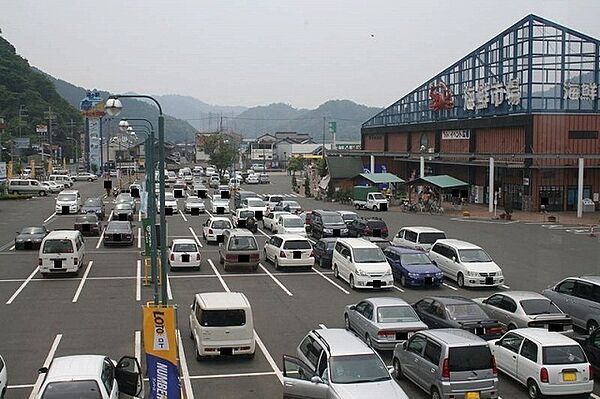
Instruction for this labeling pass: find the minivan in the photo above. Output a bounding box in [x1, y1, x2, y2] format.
[393, 329, 499, 399]
[393, 226, 447, 251]
[218, 229, 260, 271]
[7, 179, 49, 196]
[189, 292, 255, 359]
[332, 238, 393, 290]
[311, 210, 349, 239]
[55, 190, 82, 214]
[234, 190, 257, 209]
[39, 230, 86, 276]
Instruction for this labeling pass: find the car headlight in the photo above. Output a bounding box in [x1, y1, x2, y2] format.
[383, 269, 392, 277]
[355, 269, 368, 276]
[467, 270, 478, 277]
[342, 228, 348, 233]
[16, 238, 23, 242]
[436, 272, 444, 278]
[496, 270, 503, 277]
[408, 272, 420, 278]
[324, 228, 333, 233]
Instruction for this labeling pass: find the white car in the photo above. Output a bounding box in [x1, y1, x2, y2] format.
[263, 234, 314, 270]
[168, 239, 201, 270]
[264, 194, 284, 210]
[72, 172, 98, 181]
[393, 226, 447, 251]
[157, 192, 178, 214]
[263, 211, 291, 231]
[54, 189, 82, 214]
[211, 195, 230, 215]
[490, 328, 593, 398]
[273, 214, 306, 236]
[241, 197, 267, 219]
[228, 178, 241, 190]
[202, 217, 233, 243]
[332, 238, 394, 290]
[40, 181, 60, 193]
[167, 170, 177, 184]
[245, 174, 259, 184]
[0, 354, 6, 399]
[184, 196, 206, 214]
[428, 239, 504, 288]
[46, 180, 65, 191]
[35, 355, 142, 399]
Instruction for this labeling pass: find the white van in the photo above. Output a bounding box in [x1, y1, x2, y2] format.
[7, 179, 49, 196]
[55, 189, 82, 214]
[49, 174, 73, 188]
[332, 238, 394, 289]
[39, 230, 85, 276]
[189, 292, 255, 359]
[392, 226, 447, 251]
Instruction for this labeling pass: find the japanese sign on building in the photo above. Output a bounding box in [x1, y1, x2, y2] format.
[35, 124, 48, 134]
[442, 130, 471, 140]
[563, 82, 598, 101]
[464, 78, 521, 111]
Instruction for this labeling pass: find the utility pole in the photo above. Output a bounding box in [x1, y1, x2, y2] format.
[44, 107, 57, 165]
[18, 105, 28, 138]
[67, 119, 78, 168]
[322, 116, 326, 156]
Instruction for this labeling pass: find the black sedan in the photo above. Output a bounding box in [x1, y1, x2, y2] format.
[574, 328, 600, 376]
[413, 296, 504, 340]
[103, 221, 134, 247]
[114, 203, 135, 221]
[74, 215, 102, 236]
[81, 197, 105, 220]
[313, 238, 337, 268]
[15, 226, 49, 250]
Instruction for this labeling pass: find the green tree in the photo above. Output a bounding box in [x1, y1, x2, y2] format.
[203, 134, 238, 175]
[287, 156, 304, 176]
[317, 158, 327, 177]
[304, 176, 311, 197]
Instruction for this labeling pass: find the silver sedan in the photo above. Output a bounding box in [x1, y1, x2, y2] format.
[344, 297, 428, 350]
[474, 291, 573, 333]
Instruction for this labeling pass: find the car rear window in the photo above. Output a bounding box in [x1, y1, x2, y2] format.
[200, 309, 246, 327]
[212, 220, 232, 229]
[542, 345, 586, 365]
[41, 380, 103, 399]
[173, 243, 197, 252]
[377, 306, 420, 323]
[43, 239, 74, 253]
[418, 232, 446, 244]
[228, 236, 258, 251]
[367, 220, 387, 228]
[283, 240, 311, 250]
[270, 196, 283, 203]
[520, 299, 562, 315]
[448, 346, 493, 371]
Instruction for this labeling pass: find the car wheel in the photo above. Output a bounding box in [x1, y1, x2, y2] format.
[333, 265, 339, 279]
[354, 203, 360, 210]
[195, 341, 204, 361]
[219, 254, 224, 264]
[457, 272, 465, 288]
[350, 275, 356, 290]
[39, 190, 47, 196]
[400, 274, 407, 287]
[88, 178, 93, 182]
[263, 248, 269, 262]
[431, 387, 441, 399]
[373, 206, 378, 211]
[393, 358, 403, 380]
[365, 333, 372, 347]
[274, 258, 280, 270]
[527, 379, 542, 399]
[588, 320, 599, 335]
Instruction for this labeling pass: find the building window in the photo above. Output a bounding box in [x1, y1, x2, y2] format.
[568, 131, 599, 139]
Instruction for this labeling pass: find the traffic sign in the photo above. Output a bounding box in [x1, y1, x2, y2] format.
[328, 121, 336, 134]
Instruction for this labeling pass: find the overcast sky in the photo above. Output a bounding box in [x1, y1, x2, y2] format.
[1, 0, 598, 109]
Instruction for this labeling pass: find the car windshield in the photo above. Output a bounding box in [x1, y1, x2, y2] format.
[173, 243, 197, 252]
[283, 218, 304, 227]
[446, 303, 489, 320]
[229, 236, 258, 250]
[187, 197, 203, 204]
[322, 214, 344, 224]
[57, 194, 77, 201]
[285, 201, 300, 208]
[43, 239, 74, 253]
[521, 299, 562, 315]
[200, 309, 246, 327]
[400, 253, 432, 265]
[84, 199, 100, 206]
[40, 380, 103, 399]
[165, 193, 175, 200]
[353, 248, 386, 263]
[247, 199, 265, 207]
[459, 249, 492, 262]
[367, 220, 386, 229]
[377, 305, 420, 323]
[270, 196, 283, 203]
[418, 232, 446, 244]
[371, 193, 385, 200]
[239, 210, 254, 218]
[107, 223, 131, 232]
[20, 227, 44, 234]
[329, 354, 390, 384]
[341, 213, 358, 221]
[543, 345, 586, 365]
[283, 240, 311, 250]
[115, 203, 132, 210]
[212, 220, 232, 229]
[448, 346, 493, 371]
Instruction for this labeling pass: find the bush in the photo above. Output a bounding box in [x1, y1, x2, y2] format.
[304, 177, 311, 197]
[291, 175, 297, 191]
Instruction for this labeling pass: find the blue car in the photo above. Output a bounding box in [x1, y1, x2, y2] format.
[383, 246, 443, 288]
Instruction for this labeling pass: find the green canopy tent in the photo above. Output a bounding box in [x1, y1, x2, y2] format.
[406, 175, 469, 210]
[357, 172, 405, 185]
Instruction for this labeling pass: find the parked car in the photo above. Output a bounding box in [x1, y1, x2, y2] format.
[274, 200, 302, 214]
[232, 209, 258, 232]
[0, 354, 5, 399]
[474, 291, 573, 333]
[81, 197, 106, 220]
[245, 174, 259, 184]
[263, 234, 314, 270]
[72, 172, 98, 181]
[15, 226, 49, 250]
[55, 189, 82, 214]
[241, 197, 267, 219]
[344, 297, 428, 350]
[313, 238, 337, 268]
[393, 226, 447, 251]
[272, 214, 306, 236]
[172, 181, 187, 198]
[384, 246, 444, 288]
[393, 329, 499, 399]
[184, 196, 206, 214]
[311, 210, 349, 239]
[413, 296, 504, 340]
[283, 328, 408, 398]
[35, 355, 142, 399]
[168, 239, 201, 270]
[157, 192, 178, 214]
[113, 203, 134, 221]
[259, 173, 270, 184]
[262, 210, 290, 231]
[337, 210, 359, 226]
[103, 221, 134, 246]
[233, 190, 258, 209]
[264, 194, 284, 210]
[490, 328, 593, 399]
[40, 181, 61, 193]
[574, 327, 600, 375]
[347, 217, 389, 238]
[74, 214, 102, 236]
[7, 178, 49, 196]
[428, 239, 504, 288]
[542, 276, 600, 335]
[218, 229, 260, 271]
[202, 217, 233, 243]
[39, 230, 86, 276]
[332, 238, 393, 290]
[115, 192, 136, 212]
[211, 195, 230, 215]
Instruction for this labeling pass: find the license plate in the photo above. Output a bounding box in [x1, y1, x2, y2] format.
[182, 255, 190, 263]
[333, 229, 340, 237]
[466, 393, 480, 399]
[373, 280, 381, 288]
[53, 260, 62, 269]
[293, 251, 301, 259]
[485, 276, 493, 285]
[563, 372, 576, 381]
[425, 276, 433, 284]
[373, 229, 381, 237]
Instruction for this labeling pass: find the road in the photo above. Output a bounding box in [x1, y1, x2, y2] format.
[1, 172, 599, 399]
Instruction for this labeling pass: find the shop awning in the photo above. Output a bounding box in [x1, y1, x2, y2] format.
[326, 157, 364, 179]
[358, 173, 405, 184]
[410, 175, 469, 189]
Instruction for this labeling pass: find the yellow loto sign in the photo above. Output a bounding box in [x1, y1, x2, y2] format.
[143, 305, 180, 399]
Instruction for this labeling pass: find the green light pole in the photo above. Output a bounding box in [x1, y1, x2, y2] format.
[106, 95, 168, 305]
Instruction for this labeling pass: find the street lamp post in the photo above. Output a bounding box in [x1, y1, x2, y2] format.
[106, 95, 167, 306]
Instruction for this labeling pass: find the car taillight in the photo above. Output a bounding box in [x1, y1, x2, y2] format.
[540, 367, 549, 383]
[377, 330, 396, 339]
[196, 253, 201, 261]
[226, 254, 236, 261]
[441, 358, 450, 379]
[589, 365, 594, 380]
[74, 224, 81, 229]
[365, 227, 372, 234]
[209, 229, 213, 234]
[309, 250, 314, 257]
[73, 258, 78, 265]
[491, 355, 497, 375]
[125, 234, 131, 240]
[170, 254, 175, 261]
[250, 253, 259, 261]
[487, 326, 504, 336]
[280, 250, 286, 258]
[38, 258, 42, 266]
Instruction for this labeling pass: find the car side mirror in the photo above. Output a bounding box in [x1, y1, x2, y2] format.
[310, 376, 323, 384]
[494, 340, 501, 346]
[349, 305, 356, 311]
[38, 367, 49, 374]
[452, 256, 457, 262]
[402, 341, 408, 350]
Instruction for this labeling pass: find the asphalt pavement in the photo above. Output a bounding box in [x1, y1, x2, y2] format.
[1, 173, 599, 399]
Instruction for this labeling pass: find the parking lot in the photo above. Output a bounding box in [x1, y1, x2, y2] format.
[1, 173, 600, 399]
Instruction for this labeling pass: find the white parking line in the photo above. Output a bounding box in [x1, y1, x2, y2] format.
[311, 267, 350, 294]
[7, 384, 35, 389]
[318, 324, 327, 329]
[135, 330, 141, 363]
[307, 238, 317, 245]
[138, 210, 142, 222]
[179, 210, 188, 222]
[208, 259, 230, 291]
[501, 284, 510, 289]
[392, 285, 405, 293]
[9, 245, 15, 251]
[443, 282, 458, 291]
[96, 210, 113, 248]
[255, 332, 284, 384]
[72, 261, 94, 302]
[189, 227, 203, 247]
[28, 334, 62, 399]
[136, 260, 141, 301]
[206, 210, 214, 218]
[177, 329, 194, 399]
[188, 371, 277, 380]
[258, 263, 293, 296]
[166, 275, 173, 300]
[257, 228, 270, 238]
[43, 212, 56, 224]
[137, 228, 141, 248]
[590, 394, 600, 399]
[6, 266, 39, 304]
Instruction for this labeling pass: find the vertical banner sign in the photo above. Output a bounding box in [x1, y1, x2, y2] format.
[80, 90, 106, 174]
[88, 118, 101, 173]
[142, 218, 152, 255]
[143, 306, 180, 399]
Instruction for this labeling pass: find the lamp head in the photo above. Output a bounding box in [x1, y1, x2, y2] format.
[105, 97, 123, 117]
